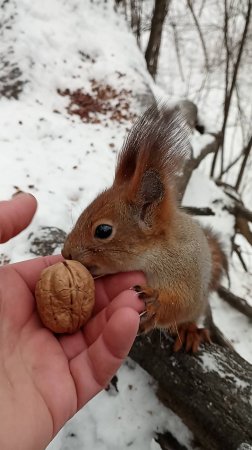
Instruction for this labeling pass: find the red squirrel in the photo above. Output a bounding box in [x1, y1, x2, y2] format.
[62, 104, 227, 352]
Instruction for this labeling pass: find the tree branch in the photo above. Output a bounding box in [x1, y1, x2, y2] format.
[219, 150, 244, 178]
[235, 133, 252, 191]
[233, 243, 248, 272]
[218, 285, 252, 320]
[229, 202, 252, 223]
[177, 134, 220, 201]
[186, 0, 209, 71]
[182, 206, 215, 216]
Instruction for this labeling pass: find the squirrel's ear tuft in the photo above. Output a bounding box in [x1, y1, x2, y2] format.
[114, 102, 191, 187]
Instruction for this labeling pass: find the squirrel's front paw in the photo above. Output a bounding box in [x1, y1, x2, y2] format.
[133, 285, 159, 334]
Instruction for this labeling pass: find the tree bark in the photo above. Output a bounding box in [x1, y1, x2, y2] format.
[230, 202, 252, 223]
[130, 332, 252, 450]
[145, 0, 170, 78]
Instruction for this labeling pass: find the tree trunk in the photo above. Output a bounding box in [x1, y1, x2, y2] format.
[145, 0, 170, 78]
[130, 332, 252, 450]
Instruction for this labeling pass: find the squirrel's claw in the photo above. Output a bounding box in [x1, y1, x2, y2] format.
[132, 285, 159, 304]
[133, 285, 160, 334]
[174, 323, 212, 353]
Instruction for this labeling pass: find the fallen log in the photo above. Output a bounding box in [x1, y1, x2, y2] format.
[130, 332, 252, 450]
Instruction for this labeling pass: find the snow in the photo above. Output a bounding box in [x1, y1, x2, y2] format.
[237, 444, 252, 450]
[0, 0, 252, 449]
[47, 361, 193, 450]
[200, 352, 250, 391]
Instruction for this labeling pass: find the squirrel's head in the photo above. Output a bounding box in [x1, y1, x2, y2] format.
[62, 103, 190, 276]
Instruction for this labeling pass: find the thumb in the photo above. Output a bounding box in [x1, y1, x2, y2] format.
[0, 193, 37, 243]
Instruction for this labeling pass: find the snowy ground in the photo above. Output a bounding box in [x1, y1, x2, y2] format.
[0, 1, 251, 449]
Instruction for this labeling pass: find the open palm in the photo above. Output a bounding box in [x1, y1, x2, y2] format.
[0, 194, 144, 450]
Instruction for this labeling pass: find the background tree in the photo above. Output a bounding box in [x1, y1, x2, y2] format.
[144, 0, 170, 78]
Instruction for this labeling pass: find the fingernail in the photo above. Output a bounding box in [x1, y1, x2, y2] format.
[130, 285, 142, 292]
[12, 191, 35, 200]
[12, 190, 25, 198]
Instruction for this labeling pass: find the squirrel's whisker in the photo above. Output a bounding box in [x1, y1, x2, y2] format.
[174, 321, 182, 345]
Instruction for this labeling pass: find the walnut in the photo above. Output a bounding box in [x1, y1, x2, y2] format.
[35, 260, 95, 334]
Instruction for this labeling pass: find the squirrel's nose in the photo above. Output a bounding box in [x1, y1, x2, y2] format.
[61, 248, 72, 260]
[61, 242, 73, 260]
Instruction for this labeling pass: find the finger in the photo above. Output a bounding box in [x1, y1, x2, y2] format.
[84, 289, 144, 346]
[94, 271, 146, 313]
[59, 289, 144, 360]
[70, 307, 139, 408]
[0, 193, 37, 243]
[12, 255, 64, 292]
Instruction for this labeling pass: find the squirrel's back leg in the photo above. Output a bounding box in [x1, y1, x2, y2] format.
[173, 323, 212, 353]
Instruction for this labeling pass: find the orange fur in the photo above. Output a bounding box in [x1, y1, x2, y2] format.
[203, 227, 228, 290]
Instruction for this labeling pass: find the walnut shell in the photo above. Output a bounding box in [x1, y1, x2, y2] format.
[35, 260, 95, 334]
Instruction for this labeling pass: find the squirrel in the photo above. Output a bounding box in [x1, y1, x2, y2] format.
[62, 103, 227, 352]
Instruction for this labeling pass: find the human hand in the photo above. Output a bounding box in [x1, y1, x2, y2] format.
[0, 194, 145, 450]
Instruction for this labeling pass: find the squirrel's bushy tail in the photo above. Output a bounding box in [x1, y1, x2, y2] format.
[203, 227, 228, 290]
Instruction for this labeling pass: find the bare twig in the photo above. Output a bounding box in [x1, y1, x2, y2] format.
[186, 0, 209, 71]
[233, 243, 248, 272]
[182, 206, 215, 216]
[198, 0, 207, 18]
[171, 21, 185, 82]
[178, 134, 220, 201]
[195, 134, 221, 166]
[235, 133, 252, 191]
[218, 285, 252, 320]
[215, 180, 241, 202]
[235, 83, 246, 146]
[219, 151, 244, 178]
[204, 304, 233, 349]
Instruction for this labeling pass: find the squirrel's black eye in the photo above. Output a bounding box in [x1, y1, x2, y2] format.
[94, 224, 113, 239]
